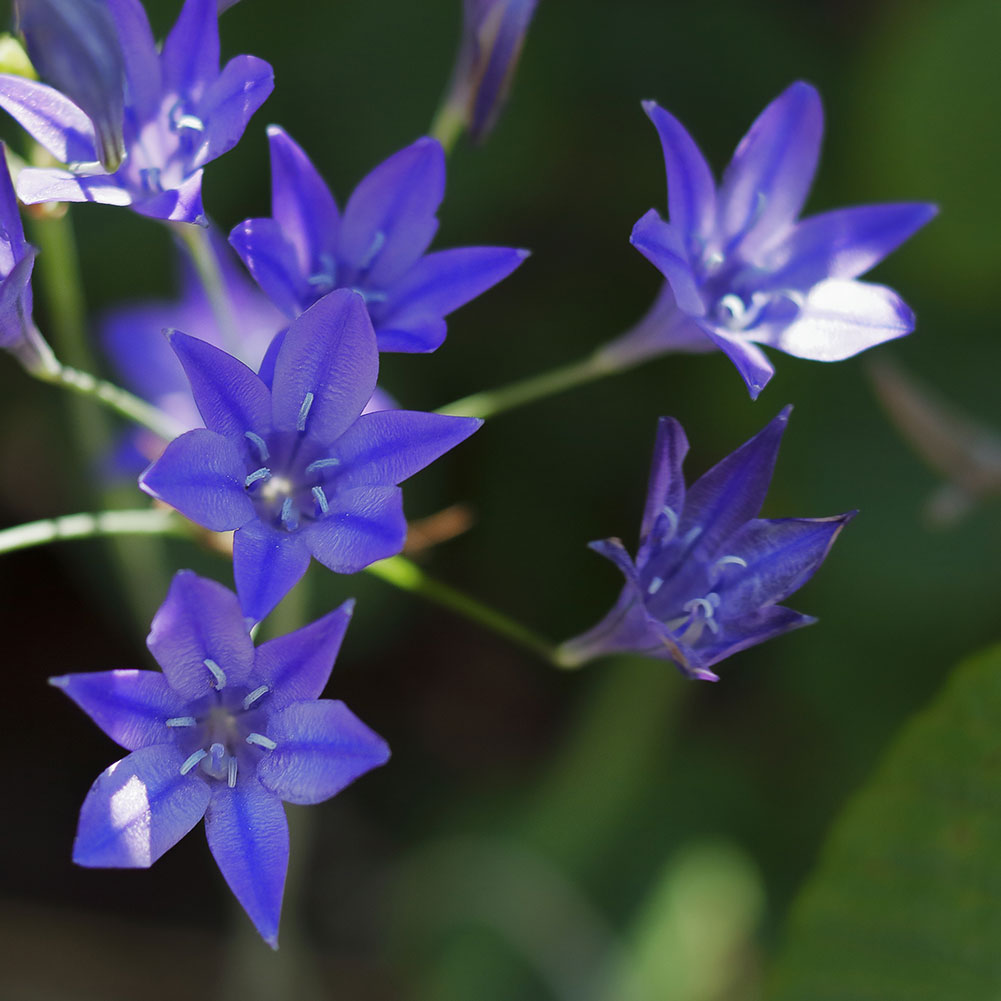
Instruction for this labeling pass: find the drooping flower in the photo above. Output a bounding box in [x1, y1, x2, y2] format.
[51, 570, 389, 948]
[558, 409, 853, 679]
[438, 0, 539, 144]
[140, 288, 482, 621]
[229, 127, 527, 353]
[0, 0, 273, 223]
[601, 82, 936, 399]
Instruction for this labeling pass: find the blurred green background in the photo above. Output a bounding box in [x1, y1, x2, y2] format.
[0, 0, 998, 997]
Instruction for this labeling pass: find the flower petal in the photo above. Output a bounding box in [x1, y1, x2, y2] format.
[73, 745, 210, 868]
[128, 169, 205, 224]
[49, 670, 187, 751]
[303, 484, 406, 574]
[233, 520, 312, 623]
[253, 601, 355, 711]
[327, 410, 482, 489]
[719, 81, 823, 252]
[639, 416, 689, 542]
[338, 137, 444, 287]
[0, 74, 97, 163]
[106, 0, 161, 122]
[194, 54, 274, 167]
[696, 322, 775, 399]
[229, 217, 305, 318]
[204, 780, 287, 949]
[140, 428, 256, 532]
[147, 570, 256, 698]
[679, 408, 791, 559]
[257, 700, 390, 805]
[270, 288, 379, 441]
[168, 329, 272, 437]
[642, 100, 716, 242]
[266, 125, 339, 280]
[763, 279, 915, 362]
[374, 317, 447, 353]
[14, 166, 130, 207]
[161, 0, 219, 101]
[630, 210, 705, 317]
[764, 203, 938, 288]
[698, 605, 816, 670]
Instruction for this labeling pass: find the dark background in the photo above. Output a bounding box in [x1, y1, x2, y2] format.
[0, 0, 997, 998]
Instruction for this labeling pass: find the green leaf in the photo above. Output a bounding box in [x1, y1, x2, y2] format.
[767, 643, 1001, 1000]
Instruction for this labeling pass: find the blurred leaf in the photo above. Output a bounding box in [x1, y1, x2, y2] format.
[767, 643, 1001, 1000]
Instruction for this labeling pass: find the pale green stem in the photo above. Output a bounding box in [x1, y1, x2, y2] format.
[0, 508, 188, 556]
[430, 99, 467, 156]
[365, 555, 560, 665]
[171, 222, 240, 355]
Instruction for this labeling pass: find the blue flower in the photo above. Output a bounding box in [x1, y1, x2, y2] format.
[229, 127, 527, 353]
[558, 409, 853, 679]
[0, 0, 273, 223]
[139, 288, 482, 621]
[604, 82, 936, 399]
[50, 570, 389, 948]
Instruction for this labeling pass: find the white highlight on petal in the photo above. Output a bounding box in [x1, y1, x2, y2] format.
[109, 774, 150, 862]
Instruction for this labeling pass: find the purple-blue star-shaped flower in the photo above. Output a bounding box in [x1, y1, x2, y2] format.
[139, 287, 482, 621]
[558, 408, 853, 679]
[229, 126, 527, 353]
[603, 82, 936, 399]
[50, 570, 389, 948]
[0, 0, 273, 223]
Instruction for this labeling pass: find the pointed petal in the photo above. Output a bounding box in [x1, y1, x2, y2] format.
[106, 0, 161, 121]
[765, 279, 914, 362]
[721, 513, 854, 615]
[327, 410, 482, 490]
[303, 485, 406, 574]
[696, 321, 775, 399]
[50, 670, 187, 751]
[0, 147, 28, 264]
[168, 329, 272, 437]
[15, 166, 130, 207]
[140, 427, 256, 532]
[271, 289, 379, 441]
[588, 537, 641, 585]
[338, 137, 444, 287]
[233, 520, 312, 623]
[229, 217, 305, 318]
[765, 203, 938, 288]
[194, 55, 274, 167]
[255, 326, 286, 388]
[699, 604, 816, 669]
[719, 81, 823, 251]
[375, 317, 447, 353]
[146, 570, 256, 699]
[639, 417, 689, 541]
[266, 126, 339, 279]
[73, 745, 211, 868]
[679, 407, 791, 558]
[0, 75, 97, 163]
[380, 246, 528, 328]
[129, 169, 205, 224]
[204, 781, 287, 949]
[0, 252, 35, 349]
[257, 700, 390, 805]
[161, 0, 219, 100]
[630, 210, 705, 316]
[253, 601, 354, 711]
[642, 100, 716, 241]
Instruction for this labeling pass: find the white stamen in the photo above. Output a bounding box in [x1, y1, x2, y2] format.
[242, 685, 269, 709]
[208, 742, 226, 767]
[312, 485, 329, 514]
[246, 732, 277, 751]
[180, 749, 208, 775]
[683, 597, 716, 620]
[227, 757, 238, 788]
[297, 392, 314, 432]
[306, 457, 340, 474]
[245, 466, 272, 488]
[660, 505, 678, 537]
[166, 716, 196, 728]
[176, 113, 205, 132]
[683, 526, 702, 546]
[280, 497, 299, 530]
[245, 430, 270, 462]
[714, 555, 747, 572]
[204, 658, 226, 690]
[360, 230, 386, 270]
[647, 576, 664, 595]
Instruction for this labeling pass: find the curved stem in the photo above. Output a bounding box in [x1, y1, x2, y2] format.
[0, 508, 188, 556]
[365, 555, 560, 665]
[430, 100, 467, 156]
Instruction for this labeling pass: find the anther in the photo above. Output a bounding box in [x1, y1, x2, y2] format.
[204, 658, 227, 690]
[660, 506, 679, 537]
[306, 457, 340, 474]
[359, 229, 386, 270]
[245, 466, 272, 488]
[312, 485, 329, 515]
[683, 597, 716, 620]
[242, 685, 269, 709]
[180, 749, 208, 775]
[245, 431, 269, 462]
[227, 757, 238, 788]
[296, 392, 314, 432]
[647, 576, 664, 595]
[714, 555, 747, 572]
[280, 497, 299, 531]
[682, 526, 702, 546]
[246, 732, 277, 751]
[166, 716, 196, 728]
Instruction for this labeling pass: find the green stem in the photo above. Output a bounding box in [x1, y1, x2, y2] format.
[33, 362, 186, 440]
[171, 222, 240, 355]
[436, 349, 623, 419]
[365, 555, 560, 665]
[430, 99, 467, 156]
[0, 508, 188, 556]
